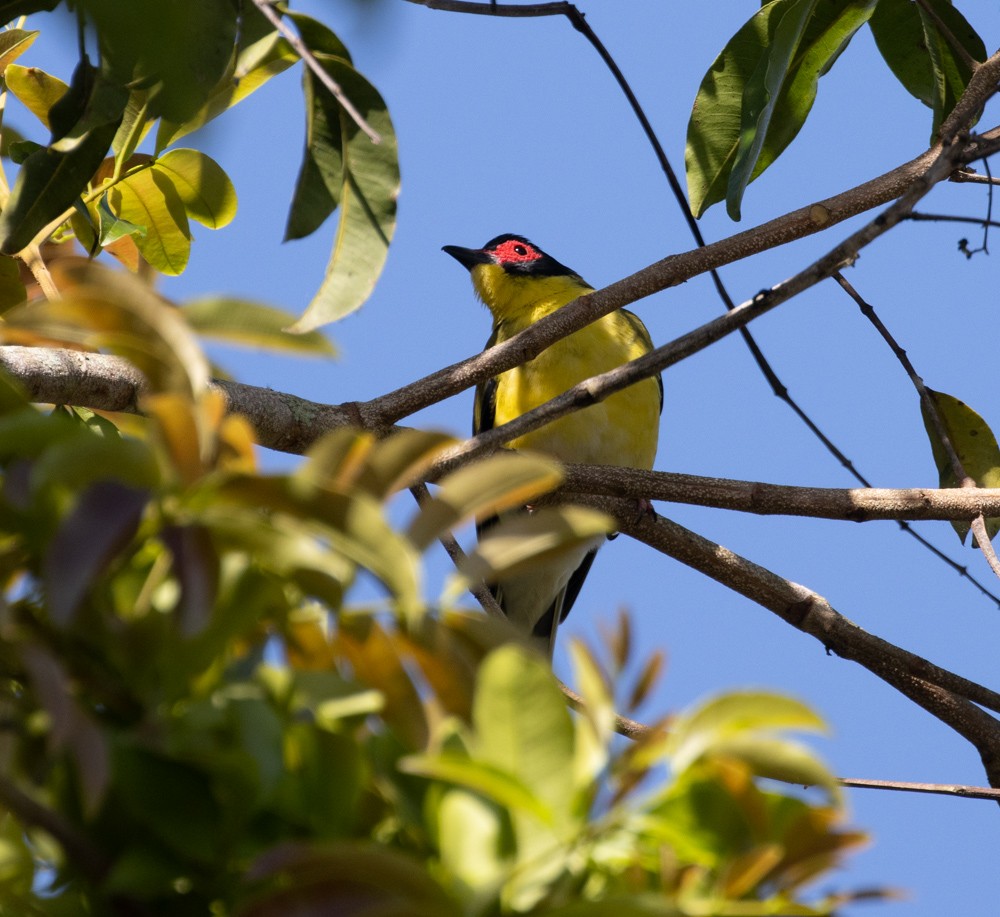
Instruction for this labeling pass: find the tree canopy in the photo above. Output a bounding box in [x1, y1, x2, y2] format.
[0, 1, 998, 914]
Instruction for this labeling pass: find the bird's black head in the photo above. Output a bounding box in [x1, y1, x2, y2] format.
[443, 234, 580, 279]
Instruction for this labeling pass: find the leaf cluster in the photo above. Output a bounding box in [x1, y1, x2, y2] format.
[0, 1, 398, 329]
[0, 266, 877, 914]
[686, 0, 986, 219]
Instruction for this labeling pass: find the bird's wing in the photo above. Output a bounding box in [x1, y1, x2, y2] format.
[621, 307, 663, 412]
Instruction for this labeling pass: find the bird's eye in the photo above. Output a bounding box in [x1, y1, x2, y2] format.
[514, 245, 527, 256]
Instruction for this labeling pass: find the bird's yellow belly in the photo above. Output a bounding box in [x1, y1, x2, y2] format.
[495, 319, 659, 470]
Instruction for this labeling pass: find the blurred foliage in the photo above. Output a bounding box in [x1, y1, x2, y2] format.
[0, 2, 934, 913]
[0, 263, 881, 914]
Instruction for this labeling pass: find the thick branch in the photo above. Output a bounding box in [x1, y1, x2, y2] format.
[584, 496, 1000, 786]
[559, 464, 1000, 522]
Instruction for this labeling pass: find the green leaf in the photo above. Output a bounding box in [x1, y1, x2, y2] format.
[0, 254, 26, 312]
[97, 193, 145, 245]
[666, 691, 827, 775]
[709, 734, 840, 801]
[0, 63, 128, 253]
[284, 67, 344, 241]
[285, 56, 399, 331]
[154, 148, 237, 228]
[869, 0, 986, 137]
[85, 0, 238, 123]
[155, 16, 297, 150]
[472, 645, 575, 825]
[0, 28, 37, 76]
[108, 165, 191, 275]
[400, 753, 552, 822]
[686, 0, 876, 220]
[920, 388, 1000, 543]
[408, 452, 563, 551]
[5, 63, 68, 128]
[454, 505, 613, 592]
[183, 296, 337, 356]
[111, 742, 222, 863]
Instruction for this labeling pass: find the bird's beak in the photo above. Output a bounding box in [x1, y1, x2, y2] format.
[442, 244, 492, 270]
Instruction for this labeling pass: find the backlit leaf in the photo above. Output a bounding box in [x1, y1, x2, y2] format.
[286, 56, 399, 331]
[109, 165, 191, 275]
[666, 691, 826, 775]
[155, 148, 237, 229]
[5, 63, 67, 128]
[184, 296, 336, 356]
[0, 29, 37, 76]
[408, 452, 563, 551]
[921, 388, 1000, 542]
[454, 505, 612, 591]
[155, 19, 297, 150]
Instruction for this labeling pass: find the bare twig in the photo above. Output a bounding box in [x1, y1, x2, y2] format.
[836, 271, 1000, 580]
[906, 211, 1000, 228]
[839, 777, 1000, 802]
[950, 170, 1000, 186]
[251, 0, 381, 143]
[558, 679, 650, 740]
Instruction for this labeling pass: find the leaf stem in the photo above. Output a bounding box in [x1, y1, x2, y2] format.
[251, 0, 381, 144]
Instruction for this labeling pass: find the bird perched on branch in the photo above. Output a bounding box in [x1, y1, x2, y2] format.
[443, 233, 661, 654]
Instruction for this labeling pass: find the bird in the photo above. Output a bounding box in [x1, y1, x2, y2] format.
[443, 233, 661, 654]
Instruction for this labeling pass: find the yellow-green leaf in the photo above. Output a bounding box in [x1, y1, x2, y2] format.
[453, 505, 612, 594]
[408, 452, 563, 551]
[665, 690, 826, 776]
[0, 29, 37, 76]
[109, 166, 191, 275]
[921, 388, 1000, 542]
[155, 27, 297, 150]
[154, 149, 236, 229]
[5, 63, 67, 128]
[183, 296, 336, 356]
[286, 56, 399, 332]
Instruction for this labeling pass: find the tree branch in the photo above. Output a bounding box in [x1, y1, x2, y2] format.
[588, 496, 1000, 787]
[251, 0, 382, 144]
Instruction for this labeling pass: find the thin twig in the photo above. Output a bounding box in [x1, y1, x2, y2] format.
[906, 211, 1000, 228]
[251, 0, 381, 143]
[558, 679, 650, 740]
[836, 271, 1000, 580]
[837, 777, 1000, 801]
[408, 483, 504, 617]
[950, 170, 1000, 186]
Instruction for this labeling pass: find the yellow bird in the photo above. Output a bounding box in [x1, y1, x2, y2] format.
[443, 234, 661, 653]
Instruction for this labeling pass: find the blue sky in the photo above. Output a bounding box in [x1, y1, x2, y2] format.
[21, 1, 1000, 913]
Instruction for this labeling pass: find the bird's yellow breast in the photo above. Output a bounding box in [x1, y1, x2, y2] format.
[472, 263, 659, 471]
[496, 315, 660, 469]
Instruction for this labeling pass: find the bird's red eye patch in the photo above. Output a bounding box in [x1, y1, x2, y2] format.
[491, 239, 541, 263]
